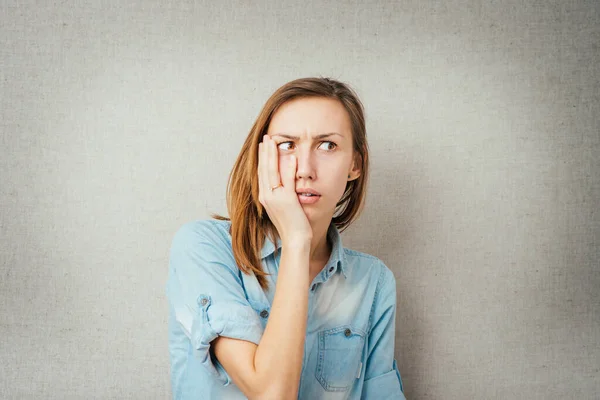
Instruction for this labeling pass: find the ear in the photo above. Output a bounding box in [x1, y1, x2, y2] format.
[348, 153, 361, 181]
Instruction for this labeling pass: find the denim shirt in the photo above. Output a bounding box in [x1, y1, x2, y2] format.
[166, 219, 406, 399]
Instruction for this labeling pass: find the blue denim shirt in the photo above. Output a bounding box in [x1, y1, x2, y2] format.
[166, 219, 406, 399]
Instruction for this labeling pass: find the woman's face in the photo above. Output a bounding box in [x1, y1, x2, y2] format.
[266, 97, 360, 223]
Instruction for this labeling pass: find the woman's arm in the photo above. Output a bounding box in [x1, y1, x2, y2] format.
[213, 239, 311, 399]
[360, 264, 406, 399]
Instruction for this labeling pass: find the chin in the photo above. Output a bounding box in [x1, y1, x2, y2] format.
[304, 207, 333, 221]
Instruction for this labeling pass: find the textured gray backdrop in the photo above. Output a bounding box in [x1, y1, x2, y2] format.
[1, 1, 599, 399]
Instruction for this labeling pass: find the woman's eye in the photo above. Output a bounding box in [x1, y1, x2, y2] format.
[277, 141, 337, 151]
[277, 141, 293, 150]
[319, 141, 337, 151]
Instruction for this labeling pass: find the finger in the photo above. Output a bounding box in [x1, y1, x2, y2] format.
[267, 135, 281, 190]
[258, 141, 266, 197]
[283, 155, 296, 189]
[257, 142, 262, 186]
[262, 137, 272, 193]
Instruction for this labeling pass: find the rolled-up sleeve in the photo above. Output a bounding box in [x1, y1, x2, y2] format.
[166, 220, 264, 386]
[361, 264, 406, 399]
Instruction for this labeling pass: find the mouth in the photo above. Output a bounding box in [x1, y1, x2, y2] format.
[297, 193, 320, 197]
[296, 188, 321, 197]
[297, 192, 321, 204]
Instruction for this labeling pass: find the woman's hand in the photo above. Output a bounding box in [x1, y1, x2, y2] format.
[258, 134, 313, 244]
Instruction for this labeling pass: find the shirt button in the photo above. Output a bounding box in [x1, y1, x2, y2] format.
[260, 310, 269, 318]
[328, 266, 334, 273]
[344, 328, 352, 337]
[200, 298, 208, 306]
[311, 284, 316, 291]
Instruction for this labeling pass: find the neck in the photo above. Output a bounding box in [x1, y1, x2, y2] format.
[309, 218, 332, 264]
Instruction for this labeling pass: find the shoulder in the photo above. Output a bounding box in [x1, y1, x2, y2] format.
[169, 219, 239, 273]
[343, 248, 396, 285]
[171, 218, 232, 247]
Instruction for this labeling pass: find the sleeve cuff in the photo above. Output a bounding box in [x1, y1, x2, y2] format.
[362, 359, 406, 399]
[190, 294, 264, 386]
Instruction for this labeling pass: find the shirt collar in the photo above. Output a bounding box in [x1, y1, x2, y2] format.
[260, 222, 348, 279]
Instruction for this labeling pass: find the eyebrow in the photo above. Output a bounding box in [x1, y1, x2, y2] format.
[271, 132, 343, 140]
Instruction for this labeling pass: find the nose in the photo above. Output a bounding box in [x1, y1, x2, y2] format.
[294, 147, 315, 181]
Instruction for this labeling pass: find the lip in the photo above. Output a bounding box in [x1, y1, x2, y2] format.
[296, 188, 321, 196]
[297, 193, 321, 204]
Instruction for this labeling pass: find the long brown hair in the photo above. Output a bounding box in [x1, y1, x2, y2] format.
[210, 77, 370, 290]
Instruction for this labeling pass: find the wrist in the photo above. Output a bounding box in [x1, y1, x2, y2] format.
[281, 236, 312, 250]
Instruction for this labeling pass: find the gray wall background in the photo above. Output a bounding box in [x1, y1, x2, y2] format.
[1, 1, 598, 398]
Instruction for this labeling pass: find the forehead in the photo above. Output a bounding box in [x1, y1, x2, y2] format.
[267, 97, 351, 138]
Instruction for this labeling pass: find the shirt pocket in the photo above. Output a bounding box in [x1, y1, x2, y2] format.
[315, 325, 366, 392]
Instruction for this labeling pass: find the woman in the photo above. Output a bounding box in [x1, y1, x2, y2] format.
[166, 77, 406, 399]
